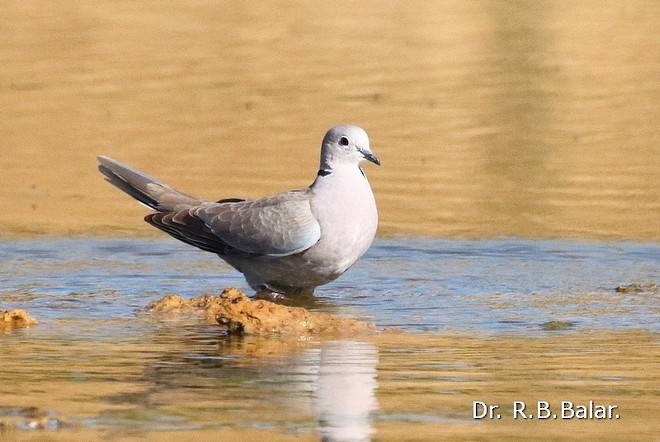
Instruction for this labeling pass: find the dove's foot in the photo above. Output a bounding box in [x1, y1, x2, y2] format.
[253, 290, 291, 303]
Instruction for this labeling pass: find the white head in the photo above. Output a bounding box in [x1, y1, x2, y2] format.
[319, 125, 380, 171]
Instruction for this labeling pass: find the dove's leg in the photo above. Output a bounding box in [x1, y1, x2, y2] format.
[253, 289, 291, 302]
[251, 282, 317, 303]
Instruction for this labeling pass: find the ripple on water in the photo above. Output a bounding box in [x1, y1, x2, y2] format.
[0, 237, 658, 334]
[0, 237, 658, 440]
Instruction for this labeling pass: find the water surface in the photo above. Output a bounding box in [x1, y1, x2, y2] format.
[1, 0, 658, 240]
[2, 238, 657, 333]
[1, 238, 658, 440]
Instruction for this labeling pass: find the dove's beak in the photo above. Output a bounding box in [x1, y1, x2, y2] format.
[361, 149, 381, 166]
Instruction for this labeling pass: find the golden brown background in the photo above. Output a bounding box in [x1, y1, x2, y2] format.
[1, 3, 659, 439]
[1, 1, 658, 240]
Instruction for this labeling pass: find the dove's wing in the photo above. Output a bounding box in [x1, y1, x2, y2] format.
[196, 190, 321, 257]
[147, 190, 321, 257]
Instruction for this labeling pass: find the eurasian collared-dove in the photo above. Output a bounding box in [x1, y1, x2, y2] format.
[97, 125, 379, 296]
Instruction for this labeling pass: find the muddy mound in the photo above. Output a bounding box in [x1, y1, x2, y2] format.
[2, 309, 38, 331]
[614, 283, 658, 294]
[145, 287, 376, 336]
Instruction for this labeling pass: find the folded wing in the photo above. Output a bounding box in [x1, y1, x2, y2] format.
[147, 190, 321, 257]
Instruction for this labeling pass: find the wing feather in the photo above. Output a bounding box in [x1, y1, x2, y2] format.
[194, 190, 321, 257]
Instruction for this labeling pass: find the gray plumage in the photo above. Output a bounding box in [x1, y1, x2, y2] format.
[97, 125, 379, 296]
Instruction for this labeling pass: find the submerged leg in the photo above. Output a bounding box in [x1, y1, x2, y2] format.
[253, 288, 290, 302]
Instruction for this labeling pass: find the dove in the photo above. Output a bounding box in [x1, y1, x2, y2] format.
[97, 125, 379, 296]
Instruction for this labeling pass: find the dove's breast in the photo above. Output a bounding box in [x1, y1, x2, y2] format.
[306, 167, 378, 275]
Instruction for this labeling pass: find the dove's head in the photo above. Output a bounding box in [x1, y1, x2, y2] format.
[320, 125, 380, 170]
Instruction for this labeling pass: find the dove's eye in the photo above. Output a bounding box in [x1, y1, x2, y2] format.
[339, 136, 349, 146]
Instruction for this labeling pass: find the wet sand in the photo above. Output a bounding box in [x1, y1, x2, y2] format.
[0, 1, 658, 241]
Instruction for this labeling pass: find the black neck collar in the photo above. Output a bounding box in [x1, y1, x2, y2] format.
[317, 169, 332, 177]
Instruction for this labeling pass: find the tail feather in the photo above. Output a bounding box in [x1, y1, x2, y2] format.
[97, 156, 202, 212]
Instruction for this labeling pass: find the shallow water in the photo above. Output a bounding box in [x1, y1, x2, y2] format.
[1, 238, 658, 440]
[1, 238, 657, 333]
